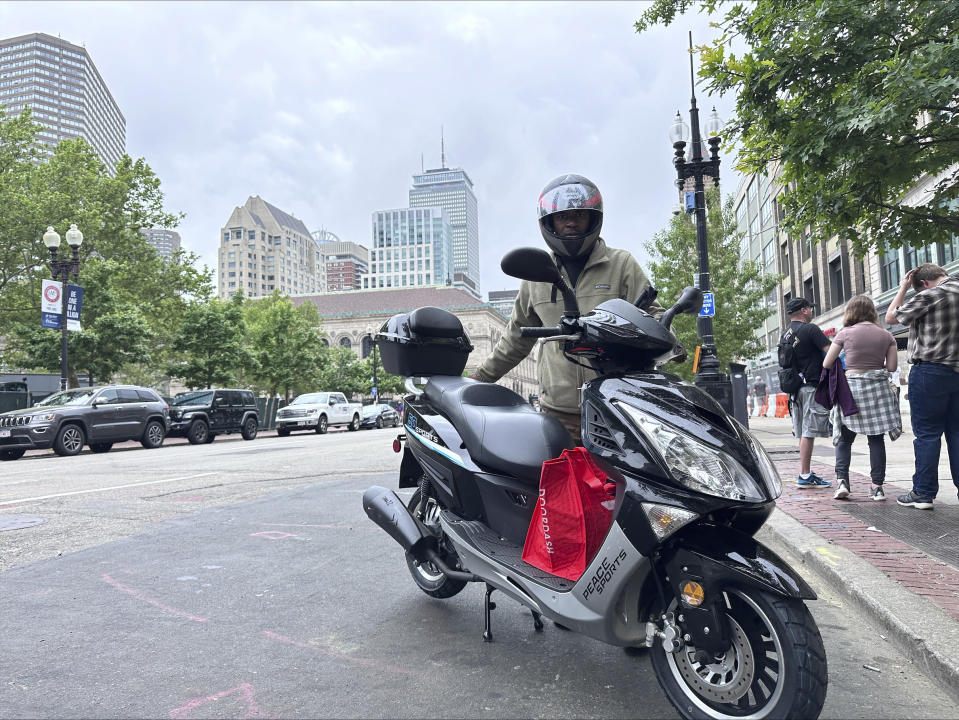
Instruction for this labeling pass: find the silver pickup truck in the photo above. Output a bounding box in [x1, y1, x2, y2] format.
[275, 392, 362, 436]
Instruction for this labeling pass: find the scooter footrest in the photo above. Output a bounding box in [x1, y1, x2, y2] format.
[441, 511, 574, 592]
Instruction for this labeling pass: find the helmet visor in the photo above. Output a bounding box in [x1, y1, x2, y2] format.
[537, 182, 603, 219]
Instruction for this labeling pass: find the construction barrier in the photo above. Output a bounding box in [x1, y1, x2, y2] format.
[774, 393, 789, 418]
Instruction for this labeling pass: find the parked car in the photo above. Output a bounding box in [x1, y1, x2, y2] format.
[359, 403, 400, 429]
[0, 385, 169, 460]
[275, 392, 361, 436]
[167, 389, 259, 444]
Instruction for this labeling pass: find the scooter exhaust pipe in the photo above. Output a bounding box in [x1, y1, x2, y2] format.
[363, 486, 437, 563]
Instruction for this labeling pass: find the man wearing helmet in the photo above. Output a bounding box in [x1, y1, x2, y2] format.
[472, 174, 666, 444]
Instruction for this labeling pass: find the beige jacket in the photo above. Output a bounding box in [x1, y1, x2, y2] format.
[475, 239, 664, 413]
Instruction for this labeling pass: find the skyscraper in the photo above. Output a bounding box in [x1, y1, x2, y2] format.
[218, 196, 324, 300]
[363, 208, 453, 291]
[140, 228, 181, 261]
[408, 136, 480, 298]
[0, 32, 126, 170]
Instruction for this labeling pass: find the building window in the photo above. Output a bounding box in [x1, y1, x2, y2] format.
[905, 244, 935, 271]
[880, 249, 900, 292]
[339, 337, 352, 349]
[828, 256, 850, 308]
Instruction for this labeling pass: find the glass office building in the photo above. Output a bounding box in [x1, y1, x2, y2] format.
[363, 208, 454, 290]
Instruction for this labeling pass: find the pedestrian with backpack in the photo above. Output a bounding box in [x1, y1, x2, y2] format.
[779, 298, 833, 487]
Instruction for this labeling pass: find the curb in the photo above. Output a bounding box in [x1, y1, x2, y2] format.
[758, 507, 959, 703]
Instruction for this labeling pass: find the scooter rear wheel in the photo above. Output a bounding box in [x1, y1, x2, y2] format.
[650, 588, 827, 720]
[404, 489, 467, 599]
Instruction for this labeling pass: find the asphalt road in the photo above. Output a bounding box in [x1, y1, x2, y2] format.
[1, 429, 956, 719]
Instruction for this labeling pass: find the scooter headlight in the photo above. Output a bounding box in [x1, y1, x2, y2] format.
[744, 429, 782, 498]
[617, 403, 765, 502]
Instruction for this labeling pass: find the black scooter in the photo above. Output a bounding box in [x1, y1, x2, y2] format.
[364, 247, 827, 720]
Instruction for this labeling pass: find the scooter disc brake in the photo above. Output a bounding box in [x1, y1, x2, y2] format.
[674, 616, 754, 704]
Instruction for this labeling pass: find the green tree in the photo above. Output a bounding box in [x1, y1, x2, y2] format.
[316, 345, 369, 399]
[243, 292, 325, 400]
[0, 110, 213, 385]
[644, 189, 781, 380]
[167, 295, 250, 389]
[636, 0, 959, 257]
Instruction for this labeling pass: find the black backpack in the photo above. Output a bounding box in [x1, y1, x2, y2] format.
[777, 327, 804, 395]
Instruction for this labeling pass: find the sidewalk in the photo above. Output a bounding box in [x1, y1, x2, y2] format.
[748, 411, 959, 700]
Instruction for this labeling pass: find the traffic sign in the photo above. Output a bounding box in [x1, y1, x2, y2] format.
[699, 292, 715, 317]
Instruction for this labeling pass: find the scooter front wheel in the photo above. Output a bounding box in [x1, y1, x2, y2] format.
[651, 588, 827, 720]
[404, 489, 467, 599]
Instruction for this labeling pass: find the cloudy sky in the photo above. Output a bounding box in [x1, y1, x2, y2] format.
[2, 1, 742, 294]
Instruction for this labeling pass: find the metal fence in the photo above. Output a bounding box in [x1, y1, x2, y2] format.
[256, 396, 287, 431]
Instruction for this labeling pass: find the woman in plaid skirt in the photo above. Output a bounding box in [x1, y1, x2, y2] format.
[822, 295, 902, 501]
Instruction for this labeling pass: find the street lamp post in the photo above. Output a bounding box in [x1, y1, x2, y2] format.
[669, 34, 738, 417]
[366, 325, 378, 400]
[43, 224, 83, 391]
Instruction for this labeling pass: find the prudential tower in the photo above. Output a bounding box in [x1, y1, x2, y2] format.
[408, 132, 480, 298]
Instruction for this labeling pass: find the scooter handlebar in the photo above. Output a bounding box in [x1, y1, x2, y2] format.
[520, 326, 564, 338]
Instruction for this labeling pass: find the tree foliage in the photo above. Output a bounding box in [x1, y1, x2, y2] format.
[167, 294, 250, 389]
[644, 189, 781, 379]
[0, 109, 213, 385]
[242, 292, 326, 400]
[636, 0, 959, 257]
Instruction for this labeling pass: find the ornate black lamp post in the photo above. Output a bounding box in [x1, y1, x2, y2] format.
[42, 223, 83, 391]
[669, 35, 739, 416]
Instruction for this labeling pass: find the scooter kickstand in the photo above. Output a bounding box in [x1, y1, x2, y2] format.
[531, 610, 544, 632]
[483, 583, 496, 642]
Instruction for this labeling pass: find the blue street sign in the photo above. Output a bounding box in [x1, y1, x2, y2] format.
[699, 292, 715, 317]
[371, 386, 377, 398]
[684, 191, 696, 214]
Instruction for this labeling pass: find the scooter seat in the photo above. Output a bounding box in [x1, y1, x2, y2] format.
[423, 377, 573, 484]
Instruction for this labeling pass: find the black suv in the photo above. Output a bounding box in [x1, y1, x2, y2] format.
[167, 389, 259, 444]
[0, 385, 169, 460]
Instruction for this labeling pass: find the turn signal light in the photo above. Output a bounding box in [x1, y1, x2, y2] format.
[681, 581, 705, 607]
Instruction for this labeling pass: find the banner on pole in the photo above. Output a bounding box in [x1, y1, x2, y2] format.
[39, 280, 83, 331]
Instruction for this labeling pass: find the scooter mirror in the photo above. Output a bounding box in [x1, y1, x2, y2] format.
[676, 286, 705, 315]
[501, 247, 561, 284]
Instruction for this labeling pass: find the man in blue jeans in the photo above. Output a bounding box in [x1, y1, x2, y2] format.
[885, 263, 959, 509]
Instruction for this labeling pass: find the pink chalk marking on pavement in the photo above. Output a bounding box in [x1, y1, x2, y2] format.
[261, 630, 420, 677]
[169, 682, 265, 719]
[101, 573, 208, 623]
[249, 531, 298, 541]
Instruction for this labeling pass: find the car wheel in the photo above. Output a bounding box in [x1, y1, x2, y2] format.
[241, 417, 258, 440]
[277, 427, 291, 437]
[187, 419, 209, 444]
[392, 415, 399, 427]
[349, 414, 360, 431]
[316, 415, 328, 434]
[141, 420, 166, 449]
[204, 433, 216, 444]
[90, 442, 113, 454]
[376, 417, 383, 429]
[53, 424, 85, 456]
[0, 448, 26, 461]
